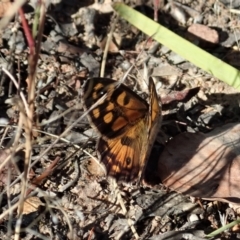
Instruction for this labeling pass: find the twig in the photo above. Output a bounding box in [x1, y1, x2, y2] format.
[100, 13, 118, 77]
[14, 3, 46, 240]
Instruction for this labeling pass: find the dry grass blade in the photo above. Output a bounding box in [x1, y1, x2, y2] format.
[100, 13, 118, 78]
[13, 3, 46, 240]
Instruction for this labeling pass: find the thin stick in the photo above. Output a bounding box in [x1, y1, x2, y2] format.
[14, 3, 46, 240]
[100, 13, 118, 77]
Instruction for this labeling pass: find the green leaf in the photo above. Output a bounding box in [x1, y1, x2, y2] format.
[113, 3, 240, 91]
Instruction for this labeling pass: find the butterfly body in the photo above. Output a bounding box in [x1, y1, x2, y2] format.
[82, 77, 161, 182]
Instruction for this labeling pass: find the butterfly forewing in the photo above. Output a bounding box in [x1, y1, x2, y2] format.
[83, 78, 149, 139]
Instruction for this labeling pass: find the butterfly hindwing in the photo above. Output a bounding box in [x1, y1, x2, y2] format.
[97, 120, 147, 181]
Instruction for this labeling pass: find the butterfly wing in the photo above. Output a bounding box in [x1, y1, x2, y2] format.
[135, 77, 162, 181]
[82, 78, 148, 139]
[98, 120, 148, 182]
[82, 77, 161, 182]
[148, 77, 162, 133]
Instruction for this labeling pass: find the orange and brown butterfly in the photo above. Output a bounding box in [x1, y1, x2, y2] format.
[81, 77, 162, 182]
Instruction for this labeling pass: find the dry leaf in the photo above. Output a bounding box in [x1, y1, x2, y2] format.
[0, 0, 12, 18]
[21, 196, 44, 215]
[161, 87, 200, 105]
[158, 123, 240, 204]
[86, 158, 106, 177]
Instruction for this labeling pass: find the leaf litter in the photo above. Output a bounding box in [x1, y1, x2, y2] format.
[0, 0, 240, 239]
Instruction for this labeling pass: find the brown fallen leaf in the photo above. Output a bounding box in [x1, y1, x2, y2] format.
[158, 123, 240, 204]
[161, 87, 200, 105]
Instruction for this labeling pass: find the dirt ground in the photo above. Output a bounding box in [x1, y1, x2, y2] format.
[1, 0, 240, 239]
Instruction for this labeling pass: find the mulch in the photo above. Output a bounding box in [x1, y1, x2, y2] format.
[0, 0, 240, 239]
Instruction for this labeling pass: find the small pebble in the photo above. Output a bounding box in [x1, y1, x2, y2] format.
[188, 23, 219, 44]
[0, 118, 9, 125]
[51, 215, 58, 224]
[8, 31, 26, 53]
[189, 214, 199, 222]
[120, 60, 131, 71]
[160, 45, 170, 54]
[168, 52, 186, 64]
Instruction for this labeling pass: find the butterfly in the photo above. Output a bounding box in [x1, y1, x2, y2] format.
[82, 77, 162, 182]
